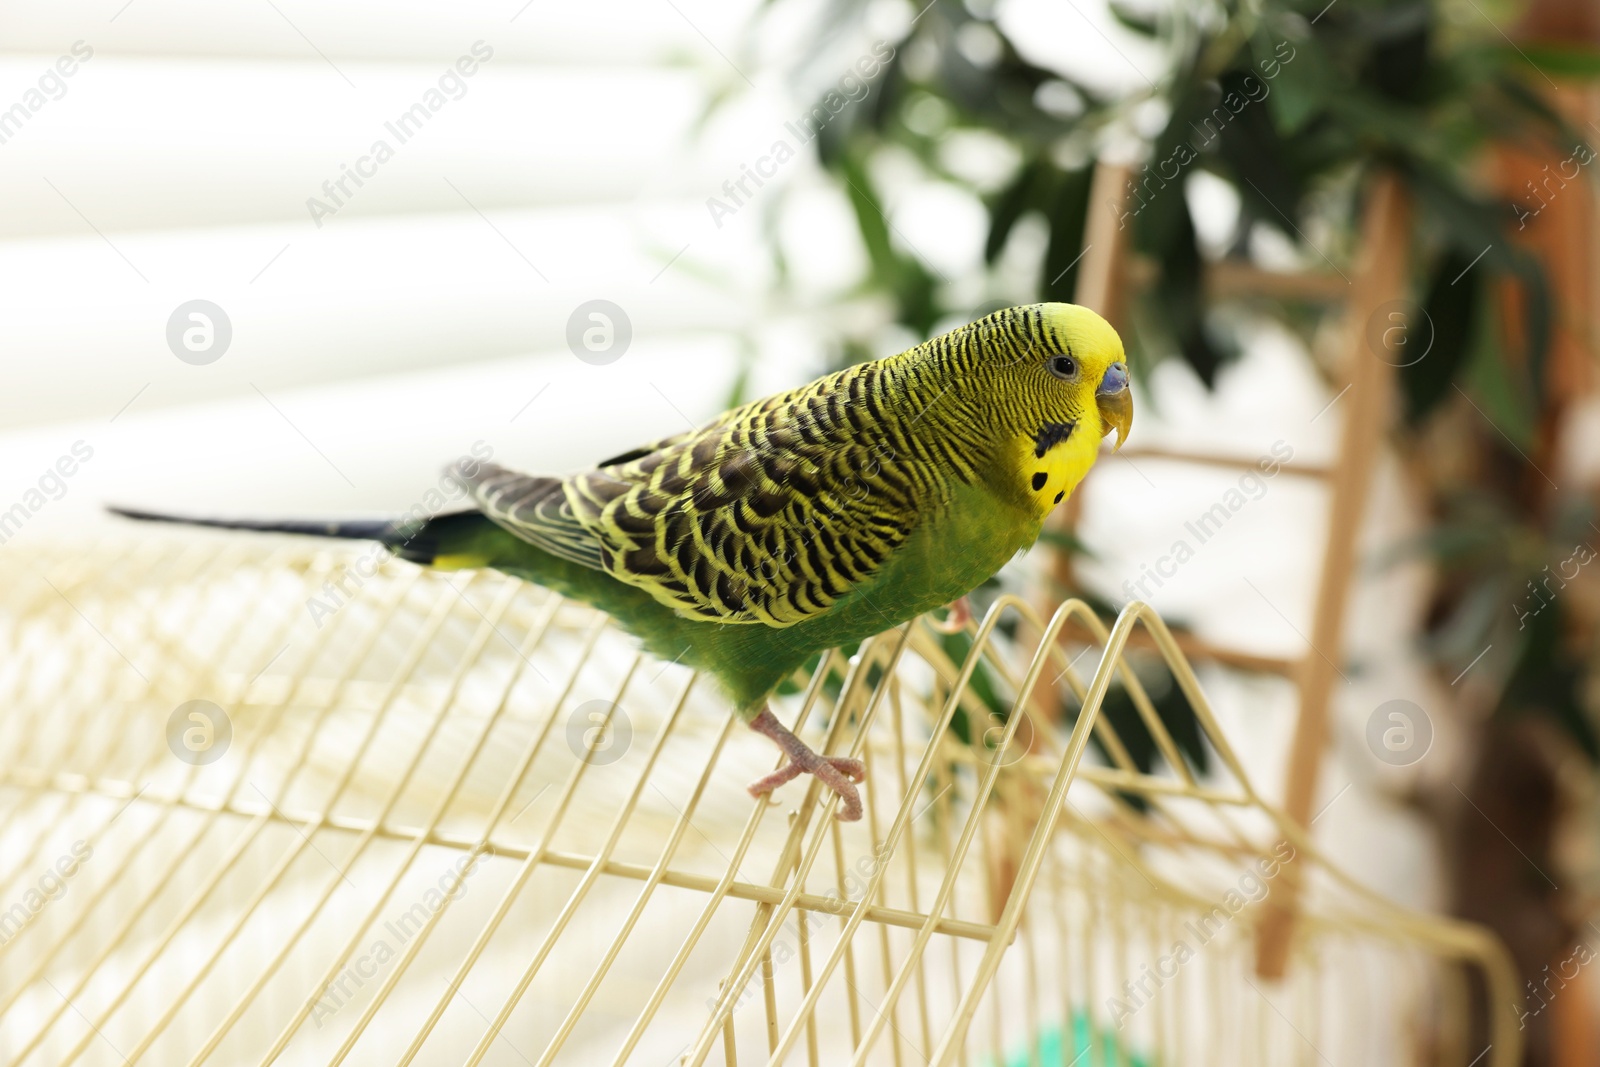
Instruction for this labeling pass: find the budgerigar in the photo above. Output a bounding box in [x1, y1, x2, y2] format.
[113, 302, 1131, 821]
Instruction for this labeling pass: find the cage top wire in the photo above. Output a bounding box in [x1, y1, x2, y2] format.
[0, 534, 1518, 1066]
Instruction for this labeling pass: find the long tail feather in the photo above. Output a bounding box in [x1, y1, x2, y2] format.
[105, 505, 485, 565]
[107, 505, 398, 541]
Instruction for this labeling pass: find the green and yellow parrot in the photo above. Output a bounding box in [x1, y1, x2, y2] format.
[113, 303, 1130, 821]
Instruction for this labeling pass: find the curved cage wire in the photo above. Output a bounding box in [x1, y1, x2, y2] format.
[0, 534, 1519, 1066]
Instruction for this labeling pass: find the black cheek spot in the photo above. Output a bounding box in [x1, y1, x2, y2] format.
[1054, 491, 1064, 504]
[1031, 472, 1047, 492]
[1034, 421, 1076, 458]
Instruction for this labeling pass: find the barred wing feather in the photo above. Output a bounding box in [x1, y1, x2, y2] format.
[459, 367, 944, 627]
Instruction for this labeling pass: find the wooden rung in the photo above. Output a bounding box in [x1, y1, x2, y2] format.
[1205, 261, 1350, 302]
[1123, 257, 1349, 303]
[1111, 445, 1331, 479]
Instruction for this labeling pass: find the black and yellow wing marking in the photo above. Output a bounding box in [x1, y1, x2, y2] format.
[591, 410, 738, 469]
[461, 363, 949, 627]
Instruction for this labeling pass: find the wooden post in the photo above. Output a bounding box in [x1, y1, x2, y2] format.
[1492, 81, 1599, 467]
[1074, 162, 1135, 323]
[1491, 6, 1600, 1058]
[996, 161, 1138, 919]
[1043, 162, 1134, 602]
[1255, 172, 1410, 977]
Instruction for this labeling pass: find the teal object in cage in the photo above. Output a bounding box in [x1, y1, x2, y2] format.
[991, 1013, 1150, 1067]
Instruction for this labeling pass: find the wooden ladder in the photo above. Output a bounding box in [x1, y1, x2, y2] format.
[1056, 161, 1412, 976]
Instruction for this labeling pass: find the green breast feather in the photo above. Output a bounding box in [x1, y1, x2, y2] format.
[434, 481, 1034, 714]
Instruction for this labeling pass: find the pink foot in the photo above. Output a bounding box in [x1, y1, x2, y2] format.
[928, 595, 972, 634]
[746, 708, 866, 822]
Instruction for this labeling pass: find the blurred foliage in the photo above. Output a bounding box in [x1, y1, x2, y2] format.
[934, 588, 1211, 803]
[792, 0, 1574, 384]
[777, 0, 1600, 761]
[1071, 667, 1213, 811]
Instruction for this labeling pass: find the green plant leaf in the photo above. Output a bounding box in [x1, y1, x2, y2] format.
[1502, 42, 1600, 80]
[1040, 166, 1094, 302]
[985, 156, 1047, 264]
[1108, 0, 1161, 37]
[1402, 245, 1480, 424]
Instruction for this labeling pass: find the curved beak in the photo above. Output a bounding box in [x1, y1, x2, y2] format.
[1096, 361, 1132, 452]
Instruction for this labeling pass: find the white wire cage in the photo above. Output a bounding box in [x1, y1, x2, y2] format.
[0, 533, 1519, 1066]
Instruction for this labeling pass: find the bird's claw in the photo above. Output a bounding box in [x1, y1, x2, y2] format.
[748, 761, 805, 793]
[826, 755, 866, 783]
[747, 707, 866, 822]
[928, 596, 972, 635]
[747, 753, 866, 822]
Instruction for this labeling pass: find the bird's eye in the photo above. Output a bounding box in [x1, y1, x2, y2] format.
[1047, 355, 1077, 380]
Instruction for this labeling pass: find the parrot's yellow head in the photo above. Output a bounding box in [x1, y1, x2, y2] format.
[915, 302, 1132, 516]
